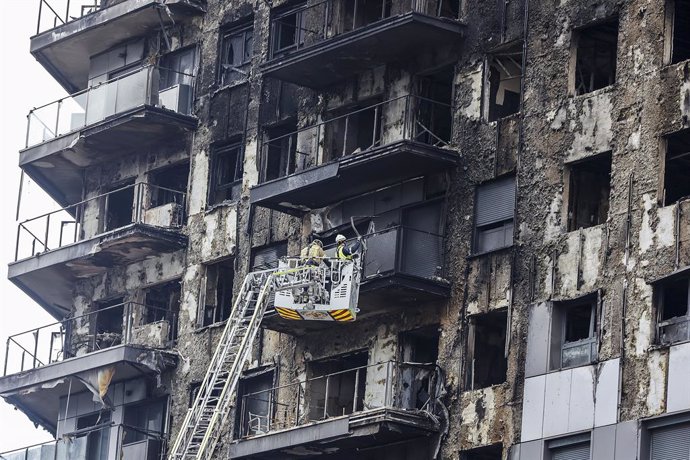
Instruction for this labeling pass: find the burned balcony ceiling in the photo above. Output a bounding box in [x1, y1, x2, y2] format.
[8, 224, 187, 319]
[30, 0, 205, 93]
[0, 345, 177, 434]
[262, 13, 465, 88]
[228, 408, 438, 459]
[250, 140, 459, 215]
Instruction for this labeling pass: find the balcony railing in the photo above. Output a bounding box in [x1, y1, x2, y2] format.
[658, 315, 690, 345]
[25, 65, 195, 148]
[561, 337, 598, 369]
[0, 423, 164, 460]
[269, 0, 457, 59]
[237, 361, 441, 438]
[3, 301, 178, 376]
[35, 0, 105, 35]
[260, 95, 452, 182]
[15, 182, 186, 262]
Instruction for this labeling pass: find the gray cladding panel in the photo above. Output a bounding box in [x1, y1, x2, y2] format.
[519, 440, 544, 460]
[592, 425, 616, 460]
[526, 302, 551, 377]
[614, 421, 639, 460]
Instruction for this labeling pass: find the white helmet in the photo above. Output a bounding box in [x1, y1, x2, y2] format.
[335, 234, 347, 243]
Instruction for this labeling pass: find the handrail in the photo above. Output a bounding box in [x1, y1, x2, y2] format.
[35, 0, 104, 36]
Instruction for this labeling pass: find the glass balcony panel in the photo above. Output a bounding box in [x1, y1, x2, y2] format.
[114, 69, 149, 114]
[659, 316, 690, 345]
[561, 338, 597, 368]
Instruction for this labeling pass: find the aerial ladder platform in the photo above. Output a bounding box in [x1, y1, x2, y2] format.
[168, 256, 361, 460]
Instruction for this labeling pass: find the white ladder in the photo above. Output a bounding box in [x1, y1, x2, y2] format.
[168, 269, 275, 460]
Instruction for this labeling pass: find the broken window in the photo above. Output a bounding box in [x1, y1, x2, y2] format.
[566, 152, 612, 231]
[572, 19, 619, 95]
[670, 0, 690, 64]
[143, 279, 181, 336]
[647, 416, 690, 460]
[307, 351, 368, 421]
[122, 399, 166, 445]
[103, 180, 135, 232]
[209, 142, 243, 205]
[323, 100, 382, 161]
[466, 311, 507, 390]
[655, 276, 690, 345]
[94, 297, 124, 350]
[462, 444, 503, 460]
[547, 434, 591, 460]
[263, 122, 298, 181]
[76, 412, 111, 459]
[486, 43, 522, 121]
[272, 4, 307, 56]
[416, 65, 454, 145]
[473, 176, 515, 254]
[219, 23, 253, 86]
[236, 370, 275, 437]
[663, 129, 690, 205]
[400, 327, 439, 410]
[150, 161, 189, 208]
[550, 296, 598, 370]
[201, 258, 235, 327]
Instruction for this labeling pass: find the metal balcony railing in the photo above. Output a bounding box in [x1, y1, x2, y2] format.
[0, 423, 165, 460]
[268, 0, 457, 59]
[260, 95, 452, 182]
[3, 301, 178, 376]
[14, 182, 186, 262]
[35, 0, 105, 35]
[560, 336, 598, 369]
[25, 65, 195, 148]
[237, 360, 441, 438]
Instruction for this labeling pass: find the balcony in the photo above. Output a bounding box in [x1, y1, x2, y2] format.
[0, 424, 164, 460]
[263, 0, 464, 88]
[21, 65, 197, 207]
[250, 95, 459, 216]
[0, 302, 177, 433]
[229, 361, 443, 458]
[32, 0, 205, 92]
[9, 183, 187, 319]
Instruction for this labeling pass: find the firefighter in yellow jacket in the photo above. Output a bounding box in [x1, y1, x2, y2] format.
[300, 239, 325, 266]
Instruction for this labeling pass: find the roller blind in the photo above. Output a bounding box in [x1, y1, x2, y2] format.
[650, 422, 690, 460]
[475, 176, 516, 227]
[251, 242, 287, 270]
[551, 442, 590, 460]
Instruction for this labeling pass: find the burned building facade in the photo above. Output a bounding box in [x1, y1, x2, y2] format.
[2, 0, 690, 459]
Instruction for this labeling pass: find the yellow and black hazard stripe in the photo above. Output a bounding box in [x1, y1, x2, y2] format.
[329, 309, 355, 322]
[274, 307, 302, 320]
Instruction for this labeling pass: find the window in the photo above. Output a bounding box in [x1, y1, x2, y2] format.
[236, 370, 275, 437]
[122, 399, 166, 445]
[144, 279, 181, 331]
[550, 296, 598, 370]
[251, 242, 288, 270]
[219, 24, 253, 86]
[76, 412, 111, 459]
[416, 65, 454, 145]
[400, 327, 439, 410]
[262, 122, 298, 181]
[103, 179, 135, 232]
[272, 5, 307, 56]
[566, 152, 611, 231]
[94, 297, 125, 349]
[663, 129, 690, 206]
[209, 143, 243, 205]
[547, 434, 591, 460]
[670, 0, 690, 64]
[466, 311, 507, 390]
[486, 43, 523, 121]
[474, 176, 515, 254]
[655, 276, 690, 345]
[572, 19, 619, 95]
[462, 444, 503, 460]
[307, 351, 368, 421]
[160, 47, 196, 90]
[323, 101, 382, 162]
[150, 161, 189, 208]
[201, 258, 235, 327]
[341, 0, 390, 32]
[647, 414, 690, 460]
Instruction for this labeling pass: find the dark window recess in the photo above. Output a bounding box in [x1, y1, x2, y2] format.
[209, 143, 243, 205]
[649, 419, 690, 460]
[416, 66, 454, 146]
[324, 101, 382, 162]
[548, 434, 591, 460]
[400, 327, 439, 410]
[272, 6, 307, 56]
[462, 444, 503, 460]
[308, 351, 368, 420]
[672, 0, 690, 64]
[236, 371, 275, 437]
[474, 176, 515, 254]
[122, 399, 166, 445]
[550, 297, 598, 370]
[160, 47, 196, 90]
[76, 412, 111, 459]
[201, 258, 235, 327]
[95, 297, 125, 349]
[341, 0, 391, 32]
[664, 129, 690, 205]
[466, 311, 507, 390]
[263, 122, 298, 181]
[103, 180, 135, 232]
[150, 162, 189, 208]
[655, 277, 690, 345]
[566, 152, 611, 231]
[251, 242, 288, 271]
[574, 19, 619, 95]
[220, 25, 253, 86]
[487, 44, 523, 121]
[144, 280, 181, 330]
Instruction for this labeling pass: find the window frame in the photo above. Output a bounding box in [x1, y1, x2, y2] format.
[483, 41, 524, 122]
[218, 22, 254, 86]
[568, 18, 620, 96]
[472, 175, 516, 255]
[654, 274, 690, 346]
[270, 3, 308, 58]
[199, 257, 236, 328]
[550, 294, 600, 371]
[208, 142, 244, 207]
[546, 432, 592, 460]
[564, 152, 612, 232]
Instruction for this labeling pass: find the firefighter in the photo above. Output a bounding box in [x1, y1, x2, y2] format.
[300, 239, 325, 266]
[335, 234, 361, 260]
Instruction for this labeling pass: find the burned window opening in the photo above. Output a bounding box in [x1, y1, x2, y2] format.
[272, 5, 307, 57]
[209, 142, 243, 205]
[251, 241, 288, 271]
[400, 327, 439, 410]
[550, 296, 598, 370]
[663, 129, 690, 206]
[122, 398, 166, 446]
[466, 311, 507, 390]
[474, 176, 515, 254]
[94, 297, 125, 350]
[655, 276, 690, 345]
[150, 161, 189, 208]
[263, 122, 298, 182]
[566, 152, 611, 231]
[143, 279, 181, 332]
[462, 444, 503, 460]
[486, 44, 523, 122]
[235, 370, 275, 437]
[671, 0, 690, 64]
[201, 258, 235, 327]
[76, 412, 112, 459]
[416, 65, 454, 146]
[341, 0, 391, 33]
[307, 351, 368, 421]
[103, 179, 135, 232]
[220, 23, 253, 86]
[324, 99, 383, 162]
[573, 19, 619, 95]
